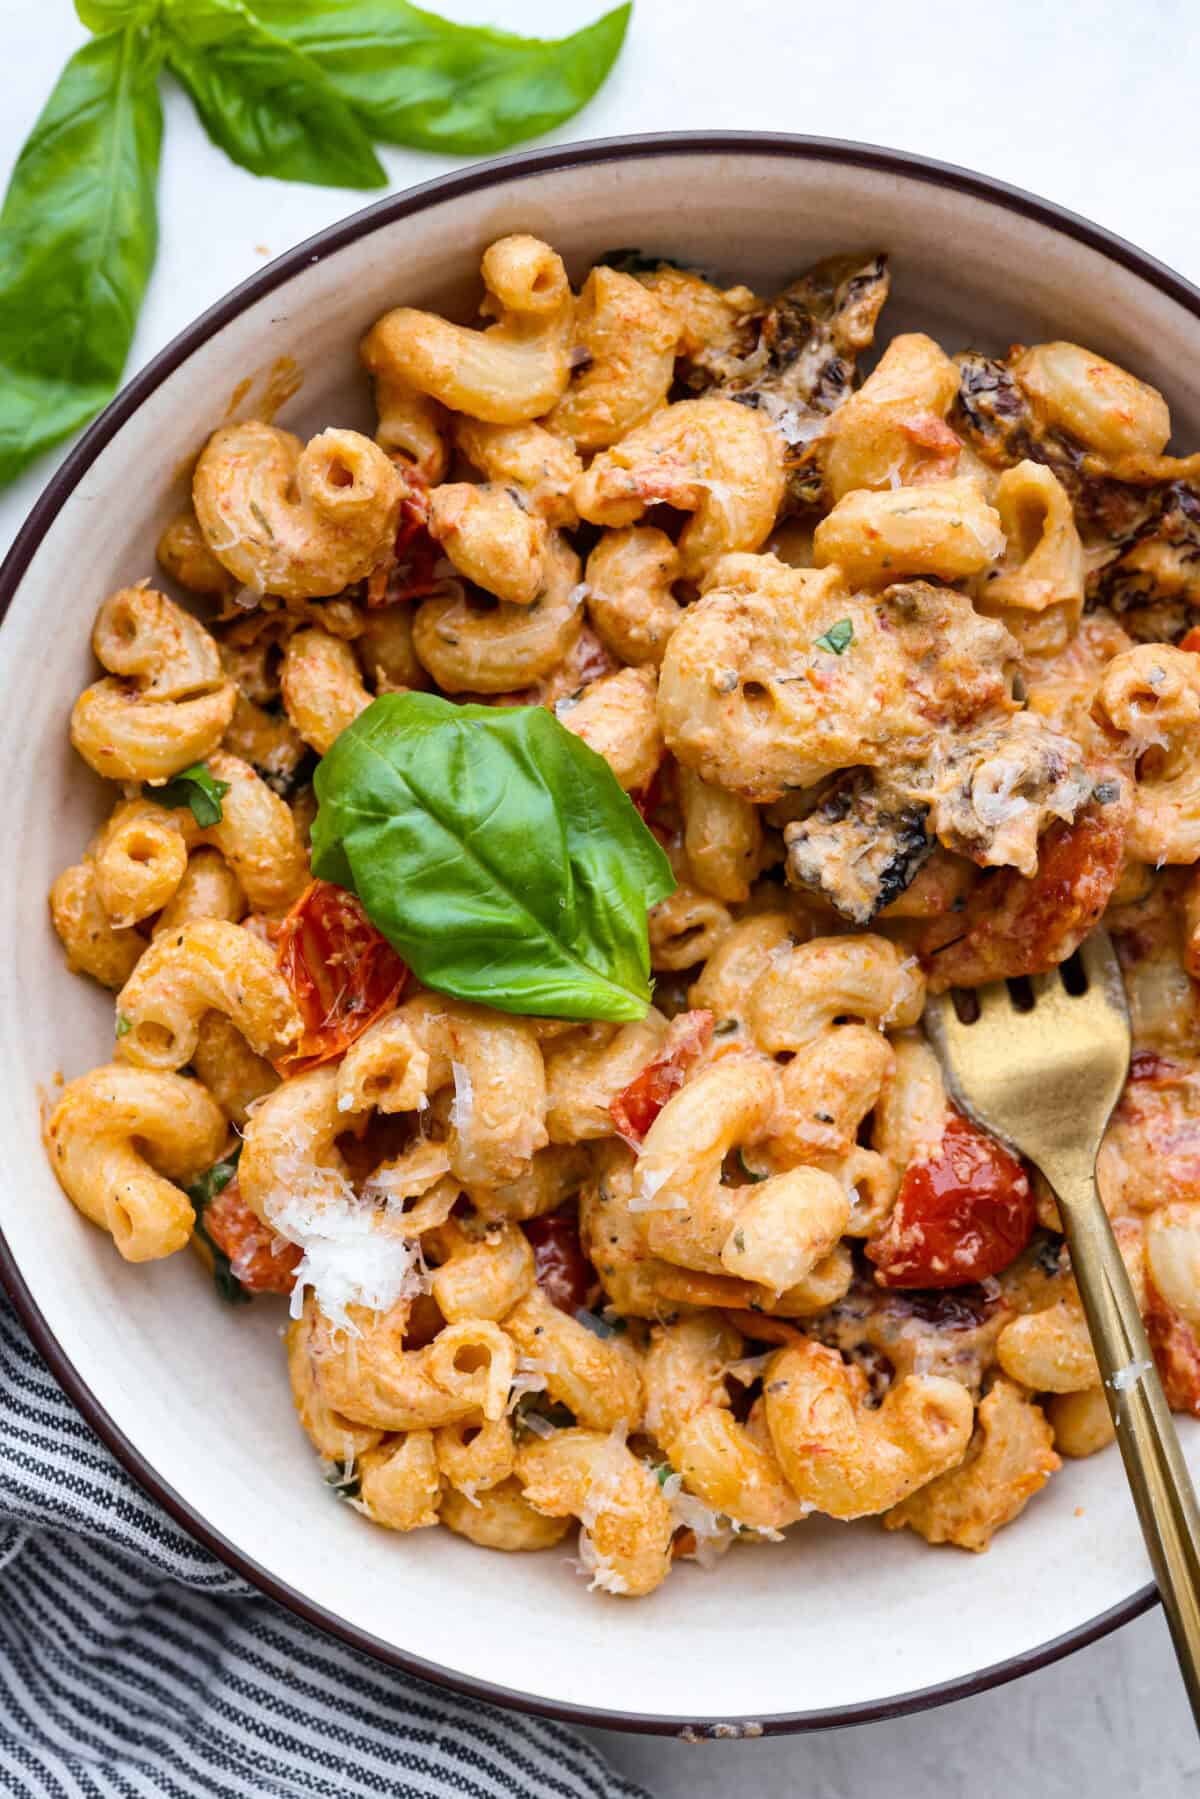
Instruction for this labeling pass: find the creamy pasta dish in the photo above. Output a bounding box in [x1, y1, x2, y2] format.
[44, 236, 1200, 1595]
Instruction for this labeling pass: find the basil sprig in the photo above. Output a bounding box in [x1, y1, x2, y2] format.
[144, 760, 230, 827]
[311, 693, 675, 1022]
[0, 0, 631, 489]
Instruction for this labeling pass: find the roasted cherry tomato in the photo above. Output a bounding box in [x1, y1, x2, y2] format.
[366, 469, 440, 606]
[204, 1178, 301, 1296]
[920, 793, 1128, 988]
[866, 1109, 1036, 1288]
[274, 880, 408, 1076]
[609, 1009, 714, 1146]
[1146, 1272, 1200, 1416]
[630, 754, 674, 837]
[522, 1206, 594, 1314]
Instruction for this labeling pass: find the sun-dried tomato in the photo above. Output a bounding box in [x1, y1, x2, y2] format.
[522, 1206, 594, 1314]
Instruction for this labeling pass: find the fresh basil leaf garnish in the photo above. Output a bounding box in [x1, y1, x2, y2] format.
[144, 761, 231, 828]
[186, 1149, 241, 1213]
[184, 1145, 250, 1306]
[311, 693, 676, 1022]
[814, 619, 855, 656]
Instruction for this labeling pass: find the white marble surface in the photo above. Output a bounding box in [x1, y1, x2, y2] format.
[2, 0, 1200, 1790]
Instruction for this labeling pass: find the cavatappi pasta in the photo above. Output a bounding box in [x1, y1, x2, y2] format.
[45, 234, 1200, 1594]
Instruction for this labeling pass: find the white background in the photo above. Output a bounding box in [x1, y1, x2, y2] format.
[2, 1, 1200, 1793]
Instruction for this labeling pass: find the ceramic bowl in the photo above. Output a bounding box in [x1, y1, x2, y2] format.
[1, 132, 1196, 1737]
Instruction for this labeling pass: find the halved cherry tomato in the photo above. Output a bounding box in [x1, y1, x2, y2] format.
[609, 1009, 714, 1146]
[204, 1178, 301, 1296]
[522, 1206, 595, 1314]
[866, 1109, 1035, 1288]
[366, 469, 441, 606]
[274, 880, 408, 1076]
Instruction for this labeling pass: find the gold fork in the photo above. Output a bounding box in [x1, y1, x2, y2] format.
[925, 929, 1200, 1726]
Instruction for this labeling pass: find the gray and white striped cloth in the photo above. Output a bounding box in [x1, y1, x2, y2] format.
[0, 1298, 649, 1798]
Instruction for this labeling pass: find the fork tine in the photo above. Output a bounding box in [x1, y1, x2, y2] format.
[1076, 927, 1128, 1009]
[922, 989, 960, 1053]
[974, 980, 1013, 1022]
[923, 988, 987, 1075]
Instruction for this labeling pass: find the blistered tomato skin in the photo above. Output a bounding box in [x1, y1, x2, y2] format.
[522, 1206, 595, 1314]
[609, 1009, 713, 1145]
[204, 1178, 302, 1295]
[866, 1110, 1036, 1289]
[274, 879, 408, 1076]
[365, 466, 442, 607]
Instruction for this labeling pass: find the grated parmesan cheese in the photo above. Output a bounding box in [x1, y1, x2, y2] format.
[574, 1424, 640, 1594]
[668, 1486, 735, 1570]
[269, 1156, 429, 1332]
[517, 1410, 559, 1440]
[726, 1353, 775, 1387]
[507, 1355, 551, 1413]
[448, 1061, 473, 1134]
[628, 1163, 687, 1213]
[579, 1423, 635, 1530]
[881, 959, 923, 1027]
[577, 1530, 630, 1595]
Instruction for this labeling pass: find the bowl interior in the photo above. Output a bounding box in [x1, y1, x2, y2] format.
[0, 139, 1191, 1730]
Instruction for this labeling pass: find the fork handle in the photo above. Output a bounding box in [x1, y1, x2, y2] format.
[1056, 1168, 1200, 1728]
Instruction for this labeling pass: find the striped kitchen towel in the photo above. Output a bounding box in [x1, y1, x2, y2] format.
[0, 1298, 649, 1799]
